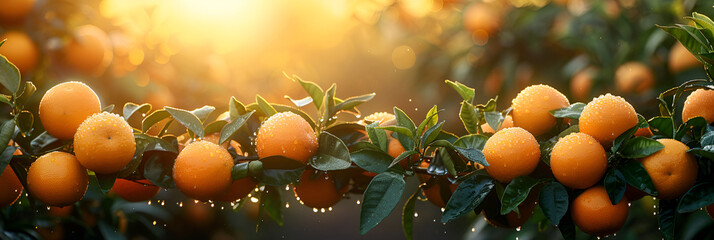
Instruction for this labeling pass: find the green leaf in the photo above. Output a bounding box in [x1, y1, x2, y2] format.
[190, 105, 216, 123]
[312, 132, 351, 171]
[165, 107, 205, 138]
[94, 172, 117, 194]
[549, 103, 586, 119]
[334, 93, 375, 114]
[603, 168, 627, 204]
[459, 101, 480, 134]
[257, 156, 305, 186]
[444, 80, 475, 103]
[538, 182, 568, 225]
[256, 95, 277, 117]
[558, 211, 576, 240]
[351, 149, 392, 174]
[424, 105, 439, 129]
[420, 121, 444, 147]
[431, 139, 488, 167]
[437, 148, 457, 176]
[402, 187, 420, 240]
[484, 112, 505, 132]
[675, 116, 707, 141]
[393, 107, 417, 133]
[118, 133, 177, 178]
[229, 96, 247, 118]
[453, 134, 489, 150]
[360, 171, 405, 234]
[123, 103, 152, 121]
[612, 125, 639, 153]
[284, 95, 313, 108]
[0, 94, 11, 106]
[321, 84, 337, 127]
[649, 116, 675, 138]
[619, 160, 658, 196]
[659, 199, 677, 240]
[142, 110, 171, 133]
[677, 182, 714, 213]
[231, 162, 250, 180]
[288, 74, 324, 110]
[690, 12, 714, 36]
[366, 122, 388, 152]
[271, 104, 317, 129]
[658, 24, 710, 66]
[260, 186, 283, 226]
[143, 151, 176, 188]
[388, 150, 418, 168]
[0, 120, 14, 157]
[102, 104, 115, 113]
[14, 111, 32, 136]
[619, 137, 665, 158]
[219, 110, 255, 144]
[14, 81, 35, 107]
[204, 120, 227, 135]
[500, 176, 544, 215]
[376, 126, 413, 139]
[441, 175, 494, 223]
[0, 146, 17, 175]
[416, 109, 443, 142]
[0, 54, 20, 95]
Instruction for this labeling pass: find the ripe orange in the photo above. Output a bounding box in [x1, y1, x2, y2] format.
[74, 112, 136, 174]
[511, 84, 571, 136]
[363, 112, 410, 159]
[256, 112, 318, 164]
[0, 31, 39, 73]
[615, 62, 655, 94]
[422, 181, 458, 208]
[214, 177, 256, 202]
[63, 25, 113, 75]
[571, 186, 629, 237]
[462, 2, 502, 43]
[294, 170, 343, 208]
[638, 139, 697, 200]
[111, 179, 160, 202]
[668, 42, 701, 74]
[550, 132, 607, 189]
[570, 68, 594, 102]
[173, 141, 233, 201]
[0, 0, 35, 24]
[484, 191, 537, 228]
[0, 166, 23, 207]
[681, 89, 714, 124]
[39, 82, 101, 140]
[481, 115, 513, 133]
[634, 127, 654, 137]
[27, 152, 88, 207]
[579, 93, 638, 148]
[483, 127, 540, 182]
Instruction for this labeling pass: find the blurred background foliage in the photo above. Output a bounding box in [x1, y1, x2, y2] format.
[1, 0, 714, 239]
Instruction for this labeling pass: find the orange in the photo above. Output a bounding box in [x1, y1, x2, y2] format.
[669, 42, 701, 73]
[173, 141, 233, 201]
[63, 25, 113, 75]
[48, 206, 73, 217]
[638, 139, 698, 200]
[111, 179, 160, 202]
[634, 127, 654, 137]
[422, 181, 458, 208]
[74, 112, 136, 174]
[27, 152, 88, 206]
[462, 2, 503, 43]
[681, 89, 714, 124]
[214, 177, 256, 202]
[39, 82, 101, 140]
[0, 31, 39, 73]
[579, 93, 638, 148]
[511, 84, 570, 136]
[483, 127, 540, 182]
[484, 190, 537, 228]
[550, 132, 607, 189]
[256, 112, 318, 164]
[294, 170, 343, 209]
[0, 0, 35, 24]
[571, 186, 629, 237]
[0, 166, 23, 207]
[615, 62, 655, 94]
[481, 115, 513, 133]
[570, 68, 594, 102]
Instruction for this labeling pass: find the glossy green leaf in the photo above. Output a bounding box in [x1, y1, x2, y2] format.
[284, 95, 313, 108]
[677, 182, 714, 213]
[261, 186, 283, 226]
[445, 80, 475, 103]
[334, 93, 375, 114]
[0, 54, 20, 95]
[376, 126, 413, 139]
[229, 96, 247, 118]
[388, 149, 418, 168]
[453, 134, 489, 150]
[366, 122, 388, 152]
[351, 149, 392, 174]
[142, 110, 171, 133]
[659, 199, 676, 240]
[257, 156, 305, 186]
[441, 175, 494, 223]
[0, 146, 16, 175]
[288, 74, 324, 110]
[219, 110, 255, 144]
[649, 116, 675, 138]
[256, 94, 277, 117]
[0, 120, 14, 158]
[459, 101, 480, 134]
[94, 172, 117, 194]
[421, 121, 444, 147]
[402, 187, 420, 240]
[538, 181, 569, 226]
[484, 112, 505, 132]
[190, 105, 216, 123]
[416, 108, 443, 142]
[360, 171, 405, 234]
[619, 137, 664, 158]
[500, 176, 544, 215]
[231, 162, 250, 180]
[549, 103, 586, 119]
[165, 107, 204, 138]
[312, 132, 351, 171]
[603, 168, 627, 204]
[123, 103, 152, 121]
[619, 160, 658, 196]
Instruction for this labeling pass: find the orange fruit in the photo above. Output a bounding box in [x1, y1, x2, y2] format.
[63, 25, 113, 75]
[214, 177, 256, 202]
[27, 152, 88, 206]
[579, 93, 638, 148]
[48, 206, 73, 217]
[483, 127, 540, 182]
[256, 112, 318, 164]
[634, 127, 654, 137]
[570, 68, 594, 102]
[681, 89, 714, 124]
[484, 190, 537, 228]
[173, 141, 233, 201]
[74, 112, 136, 174]
[294, 170, 343, 209]
[550, 132, 607, 189]
[422, 181, 458, 208]
[39, 82, 101, 140]
[571, 186, 629, 237]
[462, 2, 502, 43]
[0, 166, 23, 207]
[638, 139, 698, 200]
[0, 31, 39, 73]
[511, 84, 571, 136]
[0, 0, 35, 24]
[481, 115, 513, 133]
[669, 42, 701, 74]
[111, 179, 160, 202]
[615, 62, 655, 94]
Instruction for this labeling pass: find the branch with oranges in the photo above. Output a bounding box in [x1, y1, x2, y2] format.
[1, 12, 714, 240]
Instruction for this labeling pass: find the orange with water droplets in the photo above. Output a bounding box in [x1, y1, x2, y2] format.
[481, 115, 513, 133]
[63, 25, 113, 75]
[111, 179, 160, 202]
[0, 166, 23, 208]
[74, 112, 136, 174]
[0, 31, 39, 73]
[39, 82, 101, 140]
[579, 93, 638, 148]
[615, 62, 655, 94]
[27, 152, 88, 207]
[571, 185, 629, 237]
[482, 127, 540, 182]
[294, 170, 343, 208]
[256, 112, 318, 164]
[638, 139, 697, 200]
[550, 132, 607, 189]
[511, 85, 570, 136]
[682, 89, 714, 124]
[173, 141, 233, 201]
